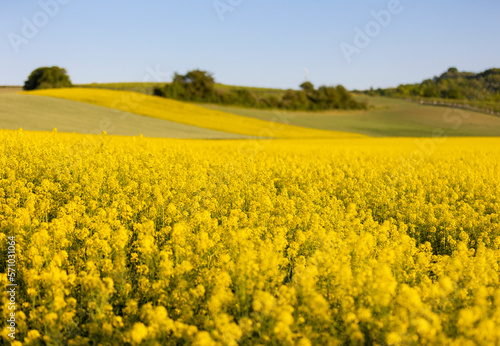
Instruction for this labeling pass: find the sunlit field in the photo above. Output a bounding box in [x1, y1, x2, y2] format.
[2, 129, 500, 345]
[26, 88, 362, 139]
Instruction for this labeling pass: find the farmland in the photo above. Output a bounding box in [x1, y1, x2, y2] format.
[202, 96, 500, 137]
[24, 88, 362, 139]
[1, 86, 500, 344]
[3, 0, 500, 344]
[0, 93, 248, 139]
[76, 83, 500, 137]
[1, 129, 500, 344]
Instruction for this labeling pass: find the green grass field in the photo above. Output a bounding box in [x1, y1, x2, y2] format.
[201, 95, 500, 137]
[384, 96, 500, 115]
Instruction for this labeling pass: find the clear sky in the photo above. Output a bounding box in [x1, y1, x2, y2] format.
[1, 0, 499, 90]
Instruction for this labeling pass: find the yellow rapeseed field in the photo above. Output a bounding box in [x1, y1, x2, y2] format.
[24, 88, 363, 139]
[1, 129, 500, 345]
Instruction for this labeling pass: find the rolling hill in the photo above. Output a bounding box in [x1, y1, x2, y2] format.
[74, 81, 500, 137]
[0, 93, 248, 139]
[1, 85, 499, 138]
[24, 88, 363, 139]
[367, 67, 500, 114]
[201, 95, 500, 137]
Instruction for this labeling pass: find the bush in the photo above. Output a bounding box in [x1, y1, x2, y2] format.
[23, 66, 72, 91]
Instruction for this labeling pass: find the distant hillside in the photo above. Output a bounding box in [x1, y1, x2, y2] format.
[203, 95, 500, 137]
[365, 67, 500, 114]
[152, 70, 367, 111]
[25, 88, 363, 139]
[4, 86, 500, 137]
[0, 92, 248, 139]
[79, 69, 367, 111]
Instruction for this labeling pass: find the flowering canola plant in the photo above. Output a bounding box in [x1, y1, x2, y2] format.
[1, 129, 500, 345]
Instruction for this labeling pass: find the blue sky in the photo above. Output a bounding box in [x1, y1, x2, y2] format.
[1, 0, 499, 90]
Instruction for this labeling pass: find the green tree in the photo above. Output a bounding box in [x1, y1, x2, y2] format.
[420, 79, 439, 98]
[154, 69, 366, 110]
[230, 88, 257, 107]
[299, 81, 315, 93]
[156, 70, 217, 102]
[447, 87, 463, 99]
[23, 66, 72, 90]
[178, 70, 215, 101]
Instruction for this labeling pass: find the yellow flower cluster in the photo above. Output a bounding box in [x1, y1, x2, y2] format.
[1, 130, 500, 344]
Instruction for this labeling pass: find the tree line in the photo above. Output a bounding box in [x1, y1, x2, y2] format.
[364, 67, 500, 102]
[21, 66, 367, 111]
[153, 70, 367, 111]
